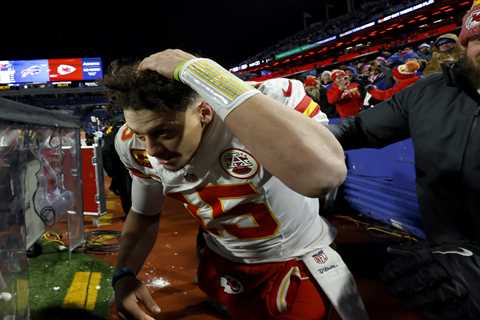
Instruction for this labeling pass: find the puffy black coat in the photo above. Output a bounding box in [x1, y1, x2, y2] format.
[329, 63, 480, 245]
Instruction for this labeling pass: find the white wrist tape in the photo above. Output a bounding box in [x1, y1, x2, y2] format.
[175, 58, 260, 120]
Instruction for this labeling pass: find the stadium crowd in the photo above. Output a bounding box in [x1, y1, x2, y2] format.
[300, 32, 464, 118]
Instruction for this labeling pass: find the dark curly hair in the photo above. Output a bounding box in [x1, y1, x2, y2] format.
[102, 60, 198, 112]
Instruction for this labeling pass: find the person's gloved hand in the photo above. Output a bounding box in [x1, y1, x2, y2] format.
[381, 241, 480, 320]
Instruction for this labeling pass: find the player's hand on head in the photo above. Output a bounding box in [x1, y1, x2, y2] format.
[138, 49, 196, 79]
[115, 276, 160, 320]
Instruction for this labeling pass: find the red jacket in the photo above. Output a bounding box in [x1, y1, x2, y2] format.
[369, 76, 420, 101]
[327, 82, 363, 118]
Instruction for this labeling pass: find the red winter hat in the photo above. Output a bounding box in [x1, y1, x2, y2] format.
[393, 60, 420, 81]
[304, 75, 318, 87]
[331, 69, 346, 82]
[459, 0, 480, 46]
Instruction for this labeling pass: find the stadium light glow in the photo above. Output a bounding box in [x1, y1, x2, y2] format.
[340, 21, 376, 38]
[232, 0, 439, 73]
[377, 0, 435, 23]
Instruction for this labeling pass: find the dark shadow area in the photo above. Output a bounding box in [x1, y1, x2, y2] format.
[335, 241, 397, 277]
[32, 306, 106, 320]
[153, 300, 230, 320]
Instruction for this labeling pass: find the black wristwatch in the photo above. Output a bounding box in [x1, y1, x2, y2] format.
[112, 267, 136, 288]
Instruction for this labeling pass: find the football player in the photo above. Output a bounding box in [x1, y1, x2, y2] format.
[106, 49, 368, 320]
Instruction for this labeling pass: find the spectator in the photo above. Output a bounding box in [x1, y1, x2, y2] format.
[303, 75, 320, 102]
[343, 64, 368, 97]
[416, 43, 432, 61]
[435, 33, 460, 53]
[368, 60, 421, 101]
[341, 65, 359, 82]
[303, 75, 339, 118]
[358, 63, 371, 81]
[327, 69, 363, 118]
[372, 58, 395, 90]
[319, 85, 340, 119]
[387, 46, 420, 66]
[424, 33, 465, 76]
[320, 70, 333, 88]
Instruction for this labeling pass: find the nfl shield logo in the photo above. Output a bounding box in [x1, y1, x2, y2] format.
[312, 250, 328, 264]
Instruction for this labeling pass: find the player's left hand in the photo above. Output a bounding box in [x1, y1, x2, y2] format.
[138, 49, 196, 79]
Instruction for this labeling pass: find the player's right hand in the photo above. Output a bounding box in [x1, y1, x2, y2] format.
[114, 276, 161, 320]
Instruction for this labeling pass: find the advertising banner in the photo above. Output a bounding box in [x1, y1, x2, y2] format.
[82, 58, 103, 80]
[0, 60, 49, 84]
[0, 57, 103, 84]
[13, 60, 49, 83]
[48, 58, 83, 81]
[0, 61, 14, 84]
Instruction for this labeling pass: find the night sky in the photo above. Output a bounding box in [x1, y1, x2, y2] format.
[3, 0, 346, 68]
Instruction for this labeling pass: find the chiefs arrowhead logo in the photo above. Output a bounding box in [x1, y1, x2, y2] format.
[282, 80, 293, 97]
[220, 275, 244, 295]
[57, 64, 76, 75]
[466, 9, 480, 30]
[220, 149, 258, 179]
[131, 149, 152, 168]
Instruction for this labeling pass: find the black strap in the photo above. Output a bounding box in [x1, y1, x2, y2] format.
[111, 267, 136, 288]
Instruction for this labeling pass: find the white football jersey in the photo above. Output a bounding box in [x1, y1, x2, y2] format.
[115, 78, 334, 263]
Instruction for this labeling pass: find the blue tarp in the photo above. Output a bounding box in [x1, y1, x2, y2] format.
[331, 118, 425, 238]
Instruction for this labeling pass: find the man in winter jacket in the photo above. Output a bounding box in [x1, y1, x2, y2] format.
[327, 69, 363, 118]
[327, 3, 480, 319]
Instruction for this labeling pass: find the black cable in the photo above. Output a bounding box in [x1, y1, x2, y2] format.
[85, 230, 121, 253]
[32, 159, 56, 227]
[30, 128, 68, 227]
